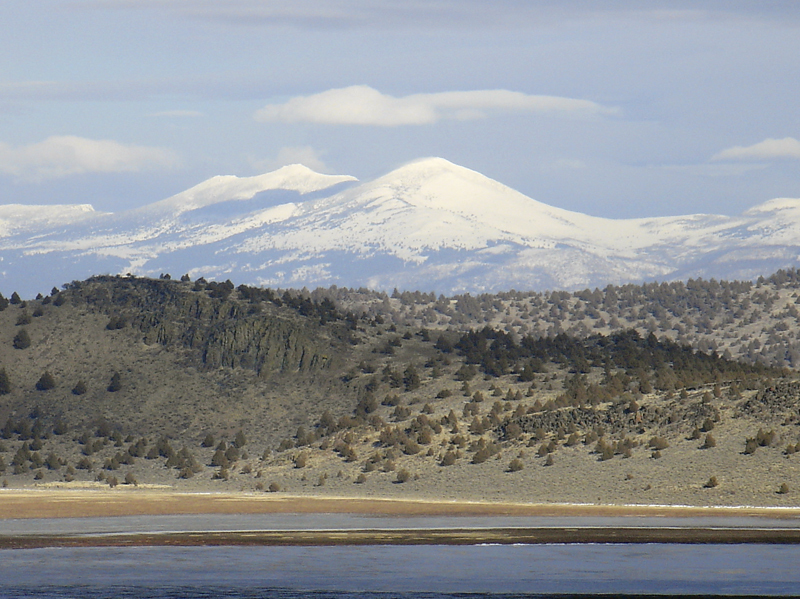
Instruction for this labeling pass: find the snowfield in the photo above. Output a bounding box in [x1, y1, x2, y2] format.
[1, 158, 799, 296]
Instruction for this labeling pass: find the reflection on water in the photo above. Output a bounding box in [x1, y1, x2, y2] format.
[1, 543, 799, 596]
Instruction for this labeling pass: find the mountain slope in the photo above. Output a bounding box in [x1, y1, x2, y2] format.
[1, 158, 800, 297]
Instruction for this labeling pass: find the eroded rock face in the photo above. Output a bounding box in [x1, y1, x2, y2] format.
[67, 275, 349, 379]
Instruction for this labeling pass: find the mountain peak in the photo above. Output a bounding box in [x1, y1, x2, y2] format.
[149, 165, 358, 215]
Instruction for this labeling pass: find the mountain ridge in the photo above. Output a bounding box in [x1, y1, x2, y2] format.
[1, 157, 799, 297]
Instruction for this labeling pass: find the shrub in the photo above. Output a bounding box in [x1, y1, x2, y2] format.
[598, 443, 614, 462]
[701, 418, 715, 432]
[778, 483, 789, 495]
[268, 482, 281, 492]
[224, 446, 240, 462]
[704, 476, 719, 488]
[647, 436, 669, 451]
[124, 472, 137, 485]
[355, 473, 367, 484]
[210, 450, 229, 468]
[107, 372, 122, 392]
[72, 380, 87, 395]
[16, 312, 32, 326]
[0, 369, 11, 395]
[756, 429, 776, 447]
[233, 430, 247, 449]
[106, 316, 127, 330]
[45, 452, 61, 470]
[35, 371, 56, 391]
[744, 438, 758, 455]
[508, 458, 524, 472]
[440, 451, 457, 466]
[395, 468, 411, 483]
[702, 433, 716, 449]
[294, 452, 308, 468]
[12, 329, 31, 350]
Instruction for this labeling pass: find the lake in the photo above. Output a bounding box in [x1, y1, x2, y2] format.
[1, 513, 799, 597]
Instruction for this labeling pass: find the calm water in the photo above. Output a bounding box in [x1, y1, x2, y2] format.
[2, 514, 800, 597]
[1, 543, 800, 597]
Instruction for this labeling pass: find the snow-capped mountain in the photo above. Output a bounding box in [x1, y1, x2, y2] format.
[2, 158, 800, 297]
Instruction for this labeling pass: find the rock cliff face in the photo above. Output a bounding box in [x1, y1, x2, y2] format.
[67, 276, 346, 379]
[0, 275, 363, 444]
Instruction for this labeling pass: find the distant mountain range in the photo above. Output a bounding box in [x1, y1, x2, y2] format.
[2, 157, 800, 297]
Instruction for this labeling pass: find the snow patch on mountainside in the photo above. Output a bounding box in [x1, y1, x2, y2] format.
[149, 164, 357, 215]
[0, 204, 100, 238]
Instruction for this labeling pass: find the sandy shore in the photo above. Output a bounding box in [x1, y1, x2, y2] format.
[3, 489, 800, 520]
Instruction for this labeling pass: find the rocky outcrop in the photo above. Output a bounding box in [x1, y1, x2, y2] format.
[65, 275, 347, 378]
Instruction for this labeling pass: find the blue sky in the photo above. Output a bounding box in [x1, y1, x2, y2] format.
[1, 1, 799, 217]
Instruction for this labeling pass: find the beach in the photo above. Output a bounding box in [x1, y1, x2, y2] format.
[2, 489, 800, 548]
[4, 488, 800, 519]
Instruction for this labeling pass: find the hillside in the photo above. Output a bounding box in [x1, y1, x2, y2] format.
[0, 273, 798, 506]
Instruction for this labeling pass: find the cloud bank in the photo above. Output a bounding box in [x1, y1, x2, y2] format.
[254, 86, 617, 126]
[712, 137, 800, 161]
[0, 136, 180, 181]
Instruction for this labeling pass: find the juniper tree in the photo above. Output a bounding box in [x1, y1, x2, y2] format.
[107, 372, 122, 392]
[35, 371, 56, 391]
[13, 329, 31, 349]
[0, 369, 10, 395]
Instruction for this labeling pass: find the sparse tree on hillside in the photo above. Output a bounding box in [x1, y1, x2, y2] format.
[35, 371, 56, 391]
[233, 430, 247, 449]
[0, 369, 11, 395]
[107, 372, 122, 392]
[13, 329, 31, 349]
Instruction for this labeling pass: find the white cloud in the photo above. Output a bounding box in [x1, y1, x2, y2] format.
[250, 146, 331, 173]
[711, 137, 800, 161]
[254, 85, 617, 126]
[0, 136, 180, 181]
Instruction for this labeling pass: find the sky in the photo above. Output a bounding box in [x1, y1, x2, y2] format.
[1, 0, 799, 218]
